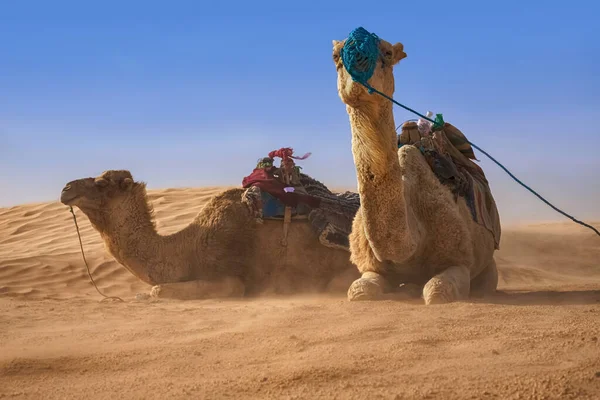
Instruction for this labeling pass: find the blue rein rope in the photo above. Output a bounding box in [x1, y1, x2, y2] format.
[342, 27, 600, 237]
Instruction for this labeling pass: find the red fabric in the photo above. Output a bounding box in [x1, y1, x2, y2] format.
[267, 147, 311, 162]
[242, 167, 321, 208]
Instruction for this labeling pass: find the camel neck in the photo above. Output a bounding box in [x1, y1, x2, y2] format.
[347, 100, 418, 264]
[348, 102, 398, 179]
[92, 194, 194, 285]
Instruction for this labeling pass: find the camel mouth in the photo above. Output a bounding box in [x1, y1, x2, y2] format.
[60, 188, 80, 205]
[339, 73, 370, 106]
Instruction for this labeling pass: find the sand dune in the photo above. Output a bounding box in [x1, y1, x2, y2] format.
[1, 187, 599, 399]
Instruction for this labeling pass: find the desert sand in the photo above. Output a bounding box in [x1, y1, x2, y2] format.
[1, 186, 599, 399]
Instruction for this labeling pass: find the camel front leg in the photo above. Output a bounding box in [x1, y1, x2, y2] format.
[150, 276, 245, 300]
[422, 266, 470, 305]
[347, 271, 391, 301]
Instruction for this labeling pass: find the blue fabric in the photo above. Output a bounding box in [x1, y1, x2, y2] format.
[261, 191, 286, 218]
[260, 191, 311, 219]
[341, 27, 380, 93]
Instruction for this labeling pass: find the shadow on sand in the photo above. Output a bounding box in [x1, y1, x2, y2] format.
[379, 287, 600, 306]
[480, 289, 600, 306]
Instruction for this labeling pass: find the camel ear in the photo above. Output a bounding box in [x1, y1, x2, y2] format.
[332, 40, 345, 64]
[392, 42, 407, 64]
[332, 39, 345, 52]
[120, 177, 133, 190]
[94, 177, 108, 188]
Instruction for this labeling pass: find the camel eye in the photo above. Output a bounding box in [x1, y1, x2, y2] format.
[385, 51, 392, 57]
[95, 178, 109, 188]
[333, 53, 340, 61]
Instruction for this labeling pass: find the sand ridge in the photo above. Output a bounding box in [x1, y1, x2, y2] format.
[1, 186, 599, 399]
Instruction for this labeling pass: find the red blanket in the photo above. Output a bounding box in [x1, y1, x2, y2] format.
[242, 167, 321, 208]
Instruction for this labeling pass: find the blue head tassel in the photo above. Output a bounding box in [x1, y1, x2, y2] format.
[341, 27, 381, 92]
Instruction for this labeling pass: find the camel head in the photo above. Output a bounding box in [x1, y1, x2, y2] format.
[60, 170, 142, 215]
[332, 35, 406, 108]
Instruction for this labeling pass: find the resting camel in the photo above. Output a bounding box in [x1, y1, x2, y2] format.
[60, 169, 360, 299]
[332, 32, 501, 305]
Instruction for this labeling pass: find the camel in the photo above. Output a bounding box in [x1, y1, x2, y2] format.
[60, 169, 360, 299]
[331, 32, 501, 305]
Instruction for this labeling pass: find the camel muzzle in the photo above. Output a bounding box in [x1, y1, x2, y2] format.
[60, 184, 79, 205]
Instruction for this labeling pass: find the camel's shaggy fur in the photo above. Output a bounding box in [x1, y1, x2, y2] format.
[60, 170, 359, 299]
[331, 36, 500, 305]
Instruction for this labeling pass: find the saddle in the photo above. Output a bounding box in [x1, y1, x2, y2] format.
[398, 121, 501, 249]
[241, 148, 360, 251]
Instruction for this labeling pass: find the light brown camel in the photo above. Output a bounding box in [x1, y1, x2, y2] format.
[60, 170, 359, 299]
[332, 35, 500, 305]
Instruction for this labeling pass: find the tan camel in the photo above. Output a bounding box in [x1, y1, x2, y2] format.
[60, 170, 359, 299]
[332, 35, 500, 305]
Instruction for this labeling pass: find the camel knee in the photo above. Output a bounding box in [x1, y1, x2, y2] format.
[422, 266, 470, 305]
[347, 271, 390, 301]
[398, 144, 422, 159]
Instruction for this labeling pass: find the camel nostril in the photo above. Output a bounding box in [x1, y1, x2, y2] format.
[63, 185, 71, 192]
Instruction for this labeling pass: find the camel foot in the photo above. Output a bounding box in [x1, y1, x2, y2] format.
[151, 277, 245, 300]
[347, 272, 389, 301]
[150, 285, 167, 298]
[422, 266, 470, 305]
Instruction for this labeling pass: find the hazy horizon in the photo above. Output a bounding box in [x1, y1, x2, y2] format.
[1, 0, 599, 225]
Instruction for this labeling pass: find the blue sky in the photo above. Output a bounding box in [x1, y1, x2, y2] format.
[1, 0, 599, 224]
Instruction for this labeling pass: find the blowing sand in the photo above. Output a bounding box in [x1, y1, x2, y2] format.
[1, 187, 599, 399]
